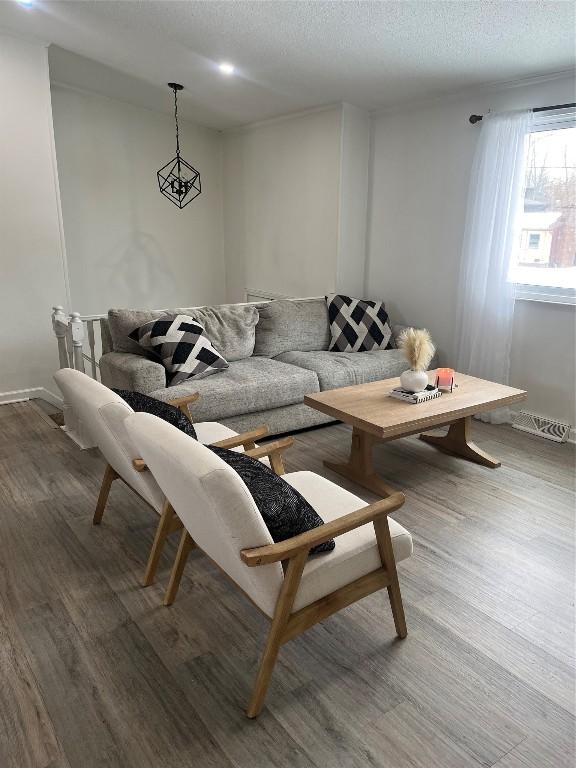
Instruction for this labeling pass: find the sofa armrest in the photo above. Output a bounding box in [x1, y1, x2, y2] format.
[99, 352, 166, 394]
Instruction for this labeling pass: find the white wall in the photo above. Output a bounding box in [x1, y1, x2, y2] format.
[337, 103, 371, 296]
[510, 300, 575, 424]
[50, 84, 226, 315]
[367, 74, 576, 425]
[0, 34, 68, 400]
[223, 107, 342, 302]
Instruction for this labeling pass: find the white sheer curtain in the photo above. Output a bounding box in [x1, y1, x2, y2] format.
[455, 109, 532, 423]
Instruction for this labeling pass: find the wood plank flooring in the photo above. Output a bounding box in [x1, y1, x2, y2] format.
[0, 401, 574, 768]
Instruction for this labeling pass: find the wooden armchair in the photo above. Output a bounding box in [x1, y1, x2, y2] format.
[126, 411, 413, 718]
[53, 368, 270, 587]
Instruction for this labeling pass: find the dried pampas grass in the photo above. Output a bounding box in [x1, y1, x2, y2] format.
[397, 328, 435, 371]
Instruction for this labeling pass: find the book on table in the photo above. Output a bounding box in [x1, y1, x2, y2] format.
[389, 384, 442, 404]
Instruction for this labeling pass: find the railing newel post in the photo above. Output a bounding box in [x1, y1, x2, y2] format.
[70, 312, 85, 373]
[51, 305, 70, 369]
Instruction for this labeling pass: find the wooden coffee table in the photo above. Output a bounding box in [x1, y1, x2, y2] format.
[304, 372, 527, 497]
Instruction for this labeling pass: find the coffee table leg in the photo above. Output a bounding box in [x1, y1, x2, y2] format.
[419, 416, 501, 468]
[324, 427, 398, 497]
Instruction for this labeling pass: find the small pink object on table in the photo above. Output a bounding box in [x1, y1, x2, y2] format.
[435, 368, 455, 392]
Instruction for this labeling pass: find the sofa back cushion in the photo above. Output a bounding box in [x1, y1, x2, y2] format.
[193, 305, 258, 362]
[107, 303, 259, 361]
[254, 298, 330, 357]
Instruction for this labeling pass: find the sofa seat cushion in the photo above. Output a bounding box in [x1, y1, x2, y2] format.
[275, 348, 408, 390]
[149, 357, 320, 422]
[283, 472, 412, 612]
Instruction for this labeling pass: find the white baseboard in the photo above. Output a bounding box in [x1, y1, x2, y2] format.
[0, 387, 63, 408]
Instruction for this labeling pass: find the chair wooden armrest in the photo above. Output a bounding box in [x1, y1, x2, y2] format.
[168, 392, 200, 409]
[243, 437, 294, 476]
[211, 425, 270, 451]
[132, 430, 281, 473]
[167, 392, 200, 422]
[241, 492, 405, 566]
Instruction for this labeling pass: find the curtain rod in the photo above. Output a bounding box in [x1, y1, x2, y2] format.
[469, 102, 576, 124]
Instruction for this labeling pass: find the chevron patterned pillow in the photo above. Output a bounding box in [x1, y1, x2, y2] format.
[326, 294, 394, 352]
[129, 313, 228, 385]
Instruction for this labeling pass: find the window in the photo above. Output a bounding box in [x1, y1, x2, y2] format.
[509, 109, 576, 304]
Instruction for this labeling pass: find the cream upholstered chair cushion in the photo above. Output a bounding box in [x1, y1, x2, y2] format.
[53, 369, 240, 514]
[194, 421, 239, 444]
[125, 412, 413, 618]
[125, 412, 284, 618]
[283, 472, 412, 612]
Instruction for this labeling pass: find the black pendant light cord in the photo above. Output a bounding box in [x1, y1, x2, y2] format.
[173, 86, 180, 156]
[167, 82, 184, 154]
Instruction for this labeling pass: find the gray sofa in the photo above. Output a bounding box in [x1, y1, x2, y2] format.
[99, 298, 412, 435]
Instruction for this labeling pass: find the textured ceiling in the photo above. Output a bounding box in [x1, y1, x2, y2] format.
[1, 0, 574, 129]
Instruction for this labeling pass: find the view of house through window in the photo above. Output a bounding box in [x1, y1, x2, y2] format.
[510, 124, 575, 292]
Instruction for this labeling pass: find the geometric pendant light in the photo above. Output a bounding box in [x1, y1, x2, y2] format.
[157, 83, 202, 209]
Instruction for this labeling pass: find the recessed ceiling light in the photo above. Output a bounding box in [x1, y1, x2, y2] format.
[219, 62, 235, 76]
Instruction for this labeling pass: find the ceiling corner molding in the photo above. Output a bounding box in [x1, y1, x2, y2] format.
[0, 24, 50, 48]
[49, 78, 218, 134]
[223, 102, 344, 135]
[370, 68, 576, 120]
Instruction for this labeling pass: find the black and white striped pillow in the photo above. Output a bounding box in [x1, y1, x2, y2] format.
[129, 314, 228, 385]
[326, 294, 394, 353]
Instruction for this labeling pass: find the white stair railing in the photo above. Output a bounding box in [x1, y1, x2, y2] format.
[51, 306, 107, 448]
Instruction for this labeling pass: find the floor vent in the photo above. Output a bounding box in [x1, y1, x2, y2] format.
[512, 410, 571, 443]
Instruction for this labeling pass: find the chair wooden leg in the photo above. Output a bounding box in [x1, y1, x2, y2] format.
[164, 530, 195, 606]
[269, 451, 285, 476]
[373, 517, 407, 638]
[143, 501, 177, 587]
[93, 464, 118, 525]
[246, 549, 308, 718]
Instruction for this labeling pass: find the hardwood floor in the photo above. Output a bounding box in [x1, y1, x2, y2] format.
[0, 400, 574, 768]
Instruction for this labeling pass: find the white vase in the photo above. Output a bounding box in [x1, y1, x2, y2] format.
[400, 369, 429, 393]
